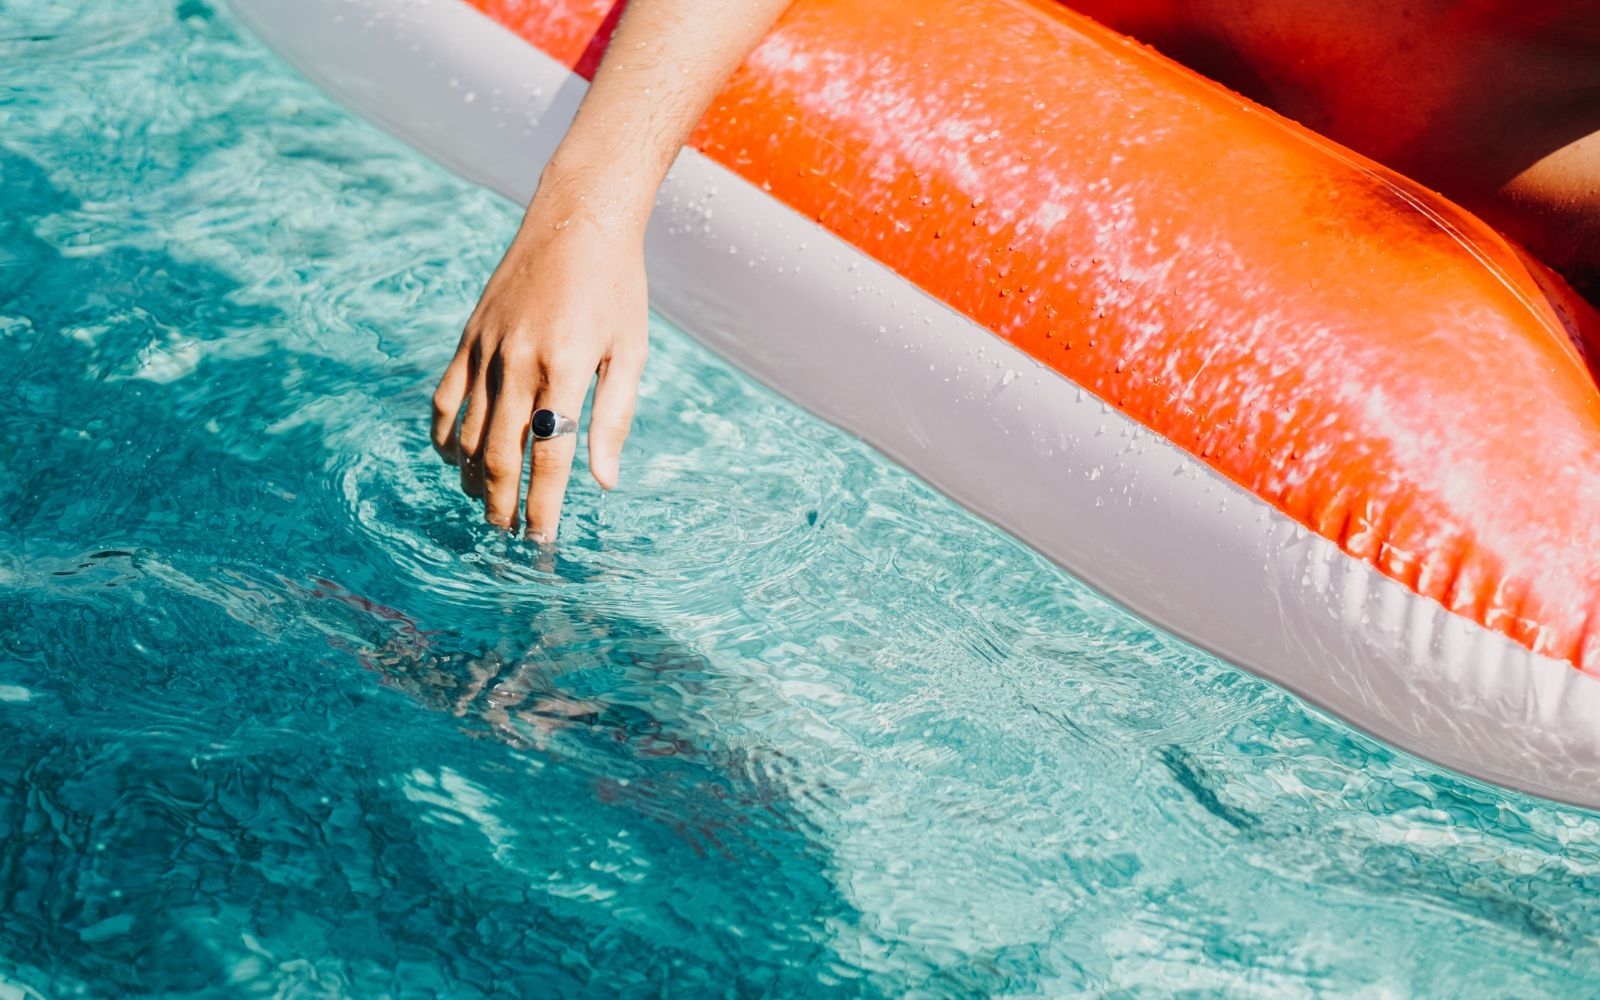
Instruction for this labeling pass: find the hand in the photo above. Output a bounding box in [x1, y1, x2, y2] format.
[426, 0, 792, 542]
[431, 194, 648, 541]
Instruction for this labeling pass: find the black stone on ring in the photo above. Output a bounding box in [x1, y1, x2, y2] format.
[531, 408, 576, 440]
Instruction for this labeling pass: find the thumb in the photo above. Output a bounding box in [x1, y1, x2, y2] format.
[588, 348, 645, 490]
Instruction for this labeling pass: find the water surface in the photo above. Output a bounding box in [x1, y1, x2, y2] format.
[4, 1, 1600, 995]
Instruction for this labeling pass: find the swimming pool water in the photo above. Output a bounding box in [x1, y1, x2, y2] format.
[6, 1, 1600, 995]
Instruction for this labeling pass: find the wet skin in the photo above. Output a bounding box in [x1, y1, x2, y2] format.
[442, 0, 1600, 533]
[1067, 0, 1600, 297]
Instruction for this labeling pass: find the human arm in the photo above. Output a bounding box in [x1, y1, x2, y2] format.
[430, 0, 795, 540]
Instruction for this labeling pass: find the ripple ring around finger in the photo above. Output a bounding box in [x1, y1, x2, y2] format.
[531, 408, 578, 440]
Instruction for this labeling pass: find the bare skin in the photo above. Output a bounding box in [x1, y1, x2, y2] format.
[1068, 0, 1600, 293]
[435, 0, 1600, 538]
[430, 0, 794, 540]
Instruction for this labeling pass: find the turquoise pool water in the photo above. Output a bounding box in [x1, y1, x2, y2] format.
[7, 1, 1600, 995]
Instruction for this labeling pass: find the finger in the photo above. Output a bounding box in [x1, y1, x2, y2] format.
[587, 347, 645, 490]
[523, 371, 591, 543]
[457, 347, 491, 498]
[481, 355, 535, 530]
[430, 345, 472, 464]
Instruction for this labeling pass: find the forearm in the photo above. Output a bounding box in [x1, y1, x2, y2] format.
[532, 0, 795, 237]
[439, 1, 792, 533]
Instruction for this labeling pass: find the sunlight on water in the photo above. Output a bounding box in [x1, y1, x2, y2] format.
[6, 1, 1600, 995]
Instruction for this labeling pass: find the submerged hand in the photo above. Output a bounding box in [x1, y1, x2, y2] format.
[425, 0, 791, 542]
[431, 196, 648, 541]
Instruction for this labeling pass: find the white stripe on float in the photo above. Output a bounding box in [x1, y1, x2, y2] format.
[229, 0, 1600, 806]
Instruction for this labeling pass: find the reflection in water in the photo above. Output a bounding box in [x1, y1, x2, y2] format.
[0, 68, 861, 993]
[11, 0, 1600, 996]
[4, 555, 866, 996]
[307, 574, 815, 864]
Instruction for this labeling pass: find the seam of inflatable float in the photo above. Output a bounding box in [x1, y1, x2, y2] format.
[227, 0, 1600, 809]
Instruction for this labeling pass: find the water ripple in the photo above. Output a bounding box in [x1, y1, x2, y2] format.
[6, 0, 1600, 996]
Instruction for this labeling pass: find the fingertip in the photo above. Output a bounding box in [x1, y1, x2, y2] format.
[485, 509, 517, 532]
[434, 433, 462, 466]
[431, 404, 463, 465]
[483, 480, 520, 530]
[588, 353, 640, 493]
[523, 518, 559, 545]
[460, 454, 486, 499]
[592, 455, 620, 491]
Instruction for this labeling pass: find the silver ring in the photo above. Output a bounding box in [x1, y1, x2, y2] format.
[531, 408, 578, 440]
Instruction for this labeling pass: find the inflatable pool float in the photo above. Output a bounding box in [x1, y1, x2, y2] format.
[231, 0, 1600, 807]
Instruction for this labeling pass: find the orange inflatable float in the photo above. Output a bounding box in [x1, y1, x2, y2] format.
[236, 0, 1600, 805]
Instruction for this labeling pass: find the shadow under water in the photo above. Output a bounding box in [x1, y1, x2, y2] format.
[13, 2, 1600, 997]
